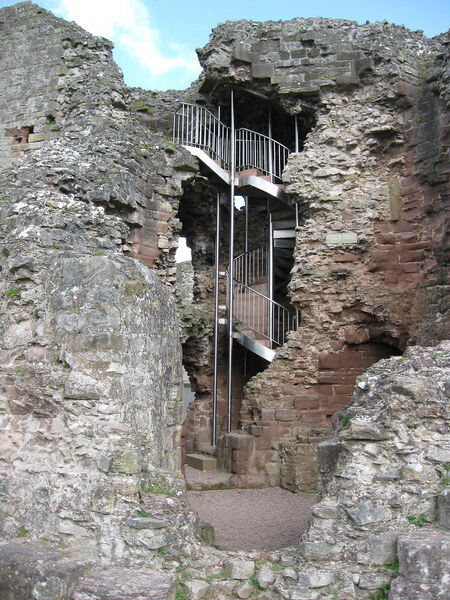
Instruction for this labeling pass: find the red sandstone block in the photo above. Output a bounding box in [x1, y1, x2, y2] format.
[400, 249, 425, 263]
[319, 394, 346, 410]
[318, 353, 341, 369]
[371, 250, 397, 263]
[374, 223, 391, 233]
[275, 408, 298, 422]
[301, 410, 327, 425]
[375, 233, 396, 245]
[333, 253, 358, 262]
[251, 425, 262, 437]
[232, 460, 248, 475]
[400, 175, 419, 188]
[294, 396, 320, 410]
[403, 263, 419, 273]
[261, 408, 275, 420]
[230, 435, 254, 451]
[342, 374, 359, 385]
[340, 351, 361, 368]
[255, 430, 275, 451]
[398, 232, 419, 242]
[156, 221, 168, 234]
[344, 326, 369, 345]
[316, 384, 334, 395]
[384, 272, 399, 284]
[318, 372, 342, 384]
[404, 241, 432, 251]
[394, 221, 415, 233]
[361, 357, 380, 369]
[333, 384, 354, 396]
[330, 340, 345, 352]
[401, 207, 422, 220]
[400, 183, 420, 197]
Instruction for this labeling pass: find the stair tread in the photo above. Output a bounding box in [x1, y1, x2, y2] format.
[185, 465, 233, 491]
[186, 454, 218, 471]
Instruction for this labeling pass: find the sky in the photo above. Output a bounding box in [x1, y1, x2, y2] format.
[0, 0, 449, 92]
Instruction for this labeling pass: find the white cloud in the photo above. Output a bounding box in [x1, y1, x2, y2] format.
[52, 0, 200, 79]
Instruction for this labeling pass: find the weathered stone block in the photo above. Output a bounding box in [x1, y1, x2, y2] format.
[72, 567, 177, 599]
[185, 579, 209, 599]
[112, 449, 141, 474]
[275, 408, 298, 421]
[390, 531, 450, 600]
[186, 453, 217, 471]
[0, 542, 85, 600]
[227, 558, 255, 579]
[264, 461, 279, 476]
[368, 532, 398, 565]
[28, 132, 46, 142]
[346, 500, 391, 526]
[438, 489, 450, 530]
[339, 419, 388, 441]
[256, 563, 275, 589]
[230, 434, 254, 451]
[299, 541, 343, 560]
[251, 63, 274, 79]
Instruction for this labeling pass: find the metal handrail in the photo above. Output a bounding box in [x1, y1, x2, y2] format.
[172, 103, 291, 183]
[226, 246, 297, 348]
[235, 128, 290, 182]
[172, 103, 231, 169]
[234, 245, 268, 286]
[231, 277, 297, 348]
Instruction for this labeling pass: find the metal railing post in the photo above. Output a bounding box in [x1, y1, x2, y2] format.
[268, 108, 273, 183]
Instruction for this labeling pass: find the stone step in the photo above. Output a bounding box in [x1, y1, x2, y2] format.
[197, 442, 218, 456]
[185, 465, 233, 491]
[186, 453, 217, 471]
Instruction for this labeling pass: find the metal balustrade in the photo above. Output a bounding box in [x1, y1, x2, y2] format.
[235, 128, 290, 182]
[233, 245, 268, 287]
[172, 103, 231, 169]
[227, 246, 297, 349]
[172, 103, 291, 183]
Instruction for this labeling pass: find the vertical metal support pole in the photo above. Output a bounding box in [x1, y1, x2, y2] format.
[212, 193, 220, 446]
[268, 108, 273, 183]
[268, 206, 274, 349]
[244, 196, 249, 285]
[227, 90, 236, 434]
[295, 115, 299, 153]
[243, 193, 249, 381]
[294, 187, 300, 330]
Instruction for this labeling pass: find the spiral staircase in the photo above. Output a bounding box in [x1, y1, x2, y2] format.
[173, 102, 298, 362]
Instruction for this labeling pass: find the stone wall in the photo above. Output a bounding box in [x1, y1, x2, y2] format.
[0, 1, 202, 563]
[195, 17, 449, 489]
[0, 1, 199, 284]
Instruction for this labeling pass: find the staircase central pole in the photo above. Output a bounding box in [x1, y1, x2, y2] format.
[212, 192, 221, 446]
[227, 90, 236, 433]
[268, 206, 274, 348]
[268, 107, 273, 183]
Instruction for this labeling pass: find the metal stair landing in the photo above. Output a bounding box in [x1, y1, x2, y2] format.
[173, 103, 291, 202]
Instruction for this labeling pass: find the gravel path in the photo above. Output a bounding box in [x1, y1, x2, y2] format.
[188, 488, 317, 552]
